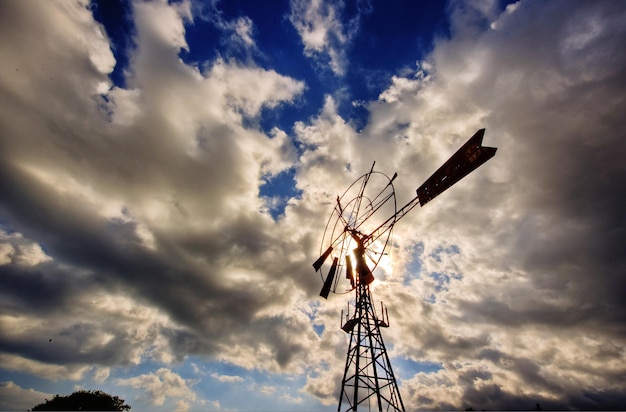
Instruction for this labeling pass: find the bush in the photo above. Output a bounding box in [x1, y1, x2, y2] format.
[32, 389, 131, 411]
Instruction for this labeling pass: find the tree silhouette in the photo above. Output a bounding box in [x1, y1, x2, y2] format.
[32, 389, 131, 411]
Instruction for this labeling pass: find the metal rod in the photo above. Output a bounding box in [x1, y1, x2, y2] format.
[364, 195, 421, 247]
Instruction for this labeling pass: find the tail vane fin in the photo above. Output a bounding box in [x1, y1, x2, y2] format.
[417, 129, 497, 206]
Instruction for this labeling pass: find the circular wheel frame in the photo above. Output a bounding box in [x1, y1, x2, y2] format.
[318, 170, 397, 294]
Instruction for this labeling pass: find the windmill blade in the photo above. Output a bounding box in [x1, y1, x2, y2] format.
[313, 246, 333, 271]
[345, 255, 355, 288]
[320, 257, 339, 299]
[417, 129, 497, 207]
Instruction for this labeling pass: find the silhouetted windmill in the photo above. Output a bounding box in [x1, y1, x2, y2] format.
[313, 129, 497, 411]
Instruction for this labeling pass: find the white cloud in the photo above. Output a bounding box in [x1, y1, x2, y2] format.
[208, 59, 305, 119]
[0, 381, 53, 411]
[281, 393, 304, 404]
[133, 0, 191, 53]
[291, 0, 626, 408]
[217, 15, 257, 55]
[93, 366, 111, 383]
[289, 0, 364, 75]
[0, 0, 319, 392]
[175, 399, 191, 412]
[231, 16, 255, 47]
[199, 2, 260, 58]
[210, 372, 244, 383]
[116, 367, 197, 406]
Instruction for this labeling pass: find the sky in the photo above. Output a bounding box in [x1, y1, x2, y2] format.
[1, 0, 626, 410]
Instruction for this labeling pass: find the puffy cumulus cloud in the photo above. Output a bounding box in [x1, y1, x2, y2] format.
[132, 0, 192, 55]
[0, 0, 349, 403]
[209, 60, 306, 122]
[0, 0, 316, 396]
[293, 0, 626, 409]
[0, 0, 115, 96]
[289, 0, 368, 75]
[0, 381, 53, 411]
[294, 96, 363, 194]
[116, 367, 198, 406]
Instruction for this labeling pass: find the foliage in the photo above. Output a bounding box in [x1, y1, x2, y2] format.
[32, 389, 131, 411]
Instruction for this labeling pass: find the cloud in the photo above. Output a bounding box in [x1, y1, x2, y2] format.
[210, 372, 244, 383]
[0, 0, 315, 384]
[288, 0, 368, 75]
[290, 0, 626, 408]
[116, 367, 197, 406]
[0, 353, 91, 381]
[0, 230, 51, 266]
[368, 0, 625, 409]
[0, 381, 53, 411]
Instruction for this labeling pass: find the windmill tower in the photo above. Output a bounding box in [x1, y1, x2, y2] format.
[313, 129, 497, 412]
[339, 231, 404, 411]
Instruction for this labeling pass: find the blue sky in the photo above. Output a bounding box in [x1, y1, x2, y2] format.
[1, 0, 626, 410]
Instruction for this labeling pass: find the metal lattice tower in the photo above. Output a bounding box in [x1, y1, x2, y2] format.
[339, 281, 404, 412]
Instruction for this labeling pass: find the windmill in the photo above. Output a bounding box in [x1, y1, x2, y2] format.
[312, 129, 497, 411]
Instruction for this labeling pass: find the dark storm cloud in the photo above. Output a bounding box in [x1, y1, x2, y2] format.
[0, 262, 95, 315]
[417, 323, 492, 361]
[459, 380, 626, 411]
[0, 156, 312, 366]
[474, 349, 562, 394]
[440, 0, 626, 343]
[457, 297, 624, 333]
[460, 383, 568, 411]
